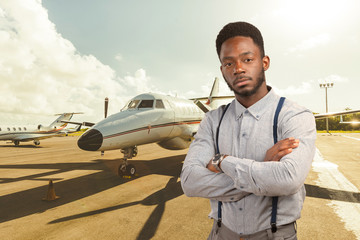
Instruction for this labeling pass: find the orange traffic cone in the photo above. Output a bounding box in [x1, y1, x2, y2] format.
[42, 180, 60, 201]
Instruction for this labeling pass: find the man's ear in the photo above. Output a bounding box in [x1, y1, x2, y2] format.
[263, 55, 270, 71]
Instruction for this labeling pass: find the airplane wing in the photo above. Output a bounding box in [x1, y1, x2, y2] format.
[12, 132, 65, 142]
[314, 109, 360, 119]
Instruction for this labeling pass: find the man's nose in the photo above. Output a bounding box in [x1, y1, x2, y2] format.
[234, 61, 245, 74]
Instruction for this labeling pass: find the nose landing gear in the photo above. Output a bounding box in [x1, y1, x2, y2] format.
[117, 146, 138, 178]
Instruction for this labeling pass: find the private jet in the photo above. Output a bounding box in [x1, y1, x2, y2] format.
[77, 79, 228, 176]
[0, 113, 82, 146]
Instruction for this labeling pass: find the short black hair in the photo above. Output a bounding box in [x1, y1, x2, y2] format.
[216, 21, 265, 58]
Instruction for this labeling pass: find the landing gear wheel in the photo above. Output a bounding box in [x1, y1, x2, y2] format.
[118, 164, 127, 177]
[126, 164, 136, 176]
[14, 140, 20, 146]
[117, 163, 136, 178]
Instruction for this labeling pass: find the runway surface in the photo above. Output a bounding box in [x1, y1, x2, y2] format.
[0, 133, 359, 240]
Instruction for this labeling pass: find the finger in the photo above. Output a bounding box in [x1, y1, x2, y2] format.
[271, 148, 293, 162]
[276, 139, 299, 151]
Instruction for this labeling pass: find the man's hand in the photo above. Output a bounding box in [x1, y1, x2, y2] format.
[264, 137, 299, 162]
[206, 161, 221, 173]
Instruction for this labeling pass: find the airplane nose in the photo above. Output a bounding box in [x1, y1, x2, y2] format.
[77, 129, 103, 151]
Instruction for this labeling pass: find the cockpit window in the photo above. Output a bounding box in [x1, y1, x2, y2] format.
[138, 100, 154, 108]
[127, 100, 140, 109]
[155, 100, 165, 109]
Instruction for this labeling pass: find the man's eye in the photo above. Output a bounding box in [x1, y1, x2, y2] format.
[223, 62, 232, 67]
[244, 58, 253, 63]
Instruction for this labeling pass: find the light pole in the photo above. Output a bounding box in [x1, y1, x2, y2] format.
[319, 82, 334, 133]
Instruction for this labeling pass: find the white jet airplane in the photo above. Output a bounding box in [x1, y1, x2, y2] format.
[0, 113, 82, 146]
[77, 78, 360, 177]
[77, 79, 229, 176]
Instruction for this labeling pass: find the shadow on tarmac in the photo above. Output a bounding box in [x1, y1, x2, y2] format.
[305, 184, 360, 203]
[0, 144, 43, 148]
[2, 156, 359, 239]
[48, 176, 182, 240]
[0, 154, 185, 226]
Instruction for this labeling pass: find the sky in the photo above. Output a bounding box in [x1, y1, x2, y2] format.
[0, 0, 359, 125]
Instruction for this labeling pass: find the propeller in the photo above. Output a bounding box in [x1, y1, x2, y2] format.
[102, 97, 109, 156]
[104, 97, 109, 118]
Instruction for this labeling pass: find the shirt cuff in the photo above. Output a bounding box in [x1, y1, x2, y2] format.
[220, 156, 254, 191]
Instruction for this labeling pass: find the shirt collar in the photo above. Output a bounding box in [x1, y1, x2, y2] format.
[234, 86, 279, 121]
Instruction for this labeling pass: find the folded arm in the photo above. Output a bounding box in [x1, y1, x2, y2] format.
[220, 109, 316, 196]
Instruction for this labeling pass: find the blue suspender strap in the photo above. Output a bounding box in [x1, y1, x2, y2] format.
[215, 103, 230, 228]
[215, 103, 231, 154]
[271, 97, 286, 233]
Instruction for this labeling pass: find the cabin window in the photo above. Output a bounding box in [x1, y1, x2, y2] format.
[155, 100, 165, 109]
[18, 127, 22, 131]
[24, 127, 27, 131]
[138, 100, 154, 108]
[13, 127, 16, 131]
[7, 127, 10, 131]
[0, 128, 1, 131]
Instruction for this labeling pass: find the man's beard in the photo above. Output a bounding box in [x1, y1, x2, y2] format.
[226, 70, 265, 97]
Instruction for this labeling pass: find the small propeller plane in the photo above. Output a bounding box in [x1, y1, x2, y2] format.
[0, 113, 82, 146]
[77, 78, 360, 177]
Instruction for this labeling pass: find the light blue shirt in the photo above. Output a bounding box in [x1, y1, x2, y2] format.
[180, 88, 316, 235]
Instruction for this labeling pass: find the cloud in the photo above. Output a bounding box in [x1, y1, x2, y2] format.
[0, 0, 155, 124]
[115, 53, 123, 62]
[287, 34, 331, 54]
[119, 68, 157, 96]
[272, 81, 313, 96]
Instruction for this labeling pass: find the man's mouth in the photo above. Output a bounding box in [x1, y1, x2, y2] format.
[234, 77, 251, 87]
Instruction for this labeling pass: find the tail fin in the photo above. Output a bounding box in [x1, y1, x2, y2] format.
[192, 77, 234, 112]
[206, 77, 220, 104]
[49, 113, 78, 128]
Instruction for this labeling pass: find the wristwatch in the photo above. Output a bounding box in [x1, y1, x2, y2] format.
[211, 154, 226, 172]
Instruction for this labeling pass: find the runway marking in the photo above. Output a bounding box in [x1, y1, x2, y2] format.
[312, 148, 360, 239]
[342, 135, 360, 141]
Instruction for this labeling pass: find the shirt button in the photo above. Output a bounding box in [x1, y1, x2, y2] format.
[239, 208, 243, 211]
[244, 110, 249, 114]
[242, 133, 246, 137]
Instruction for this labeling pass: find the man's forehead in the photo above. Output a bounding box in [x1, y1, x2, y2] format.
[220, 36, 259, 58]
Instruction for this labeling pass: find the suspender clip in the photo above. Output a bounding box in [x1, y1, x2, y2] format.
[217, 218, 222, 227]
[271, 223, 277, 233]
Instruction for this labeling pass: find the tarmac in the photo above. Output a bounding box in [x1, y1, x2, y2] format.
[0, 133, 359, 240]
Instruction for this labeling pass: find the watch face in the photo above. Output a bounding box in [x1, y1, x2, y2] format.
[212, 154, 221, 164]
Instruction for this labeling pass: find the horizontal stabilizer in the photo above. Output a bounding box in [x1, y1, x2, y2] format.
[61, 121, 95, 127]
